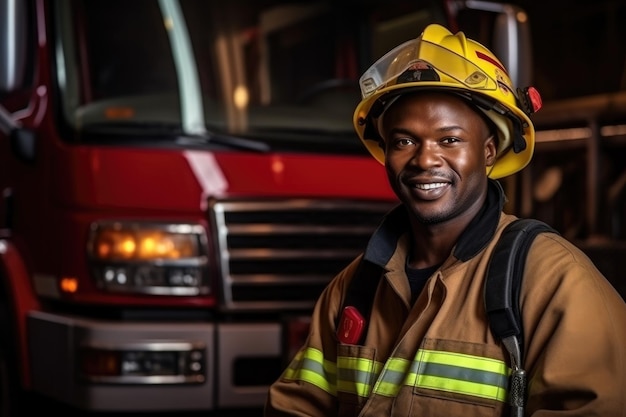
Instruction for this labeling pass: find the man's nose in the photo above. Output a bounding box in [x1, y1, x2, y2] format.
[410, 141, 441, 168]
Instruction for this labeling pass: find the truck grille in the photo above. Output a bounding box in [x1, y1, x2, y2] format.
[210, 199, 396, 311]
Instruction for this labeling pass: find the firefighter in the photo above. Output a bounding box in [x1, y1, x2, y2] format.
[264, 24, 626, 416]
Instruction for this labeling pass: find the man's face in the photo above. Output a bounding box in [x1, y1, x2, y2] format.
[380, 91, 497, 225]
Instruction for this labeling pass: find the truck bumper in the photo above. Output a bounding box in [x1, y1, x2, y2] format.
[27, 311, 281, 412]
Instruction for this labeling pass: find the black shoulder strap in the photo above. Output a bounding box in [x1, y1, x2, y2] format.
[485, 218, 557, 415]
[484, 218, 557, 353]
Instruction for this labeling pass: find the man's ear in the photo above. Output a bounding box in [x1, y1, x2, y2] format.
[485, 135, 497, 167]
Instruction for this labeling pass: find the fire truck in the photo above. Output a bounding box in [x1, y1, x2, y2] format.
[0, 0, 574, 414]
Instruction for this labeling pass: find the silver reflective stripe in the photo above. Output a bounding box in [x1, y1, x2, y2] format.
[337, 356, 384, 397]
[374, 349, 510, 402]
[282, 346, 510, 403]
[283, 347, 337, 395]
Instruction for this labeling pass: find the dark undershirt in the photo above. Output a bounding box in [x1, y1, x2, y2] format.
[405, 262, 440, 304]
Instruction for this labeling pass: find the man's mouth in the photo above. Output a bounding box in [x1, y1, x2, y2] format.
[414, 182, 448, 190]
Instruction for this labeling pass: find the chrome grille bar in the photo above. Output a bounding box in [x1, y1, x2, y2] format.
[210, 199, 395, 311]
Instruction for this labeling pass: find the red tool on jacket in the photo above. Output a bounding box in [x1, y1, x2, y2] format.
[337, 306, 366, 345]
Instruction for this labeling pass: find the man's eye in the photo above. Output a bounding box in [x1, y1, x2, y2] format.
[441, 136, 460, 144]
[397, 138, 414, 147]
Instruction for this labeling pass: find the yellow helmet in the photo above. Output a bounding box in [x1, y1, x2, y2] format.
[353, 24, 542, 179]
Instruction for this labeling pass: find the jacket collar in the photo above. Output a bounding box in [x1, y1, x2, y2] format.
[363, 179, 505, 267]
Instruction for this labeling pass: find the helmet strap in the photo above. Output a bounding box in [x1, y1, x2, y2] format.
[509, 117, 527, 154]
[467, 93, 527, 154]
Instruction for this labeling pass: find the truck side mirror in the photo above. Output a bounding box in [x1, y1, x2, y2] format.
[0, 0, 27, 93]
[452, 0, 533, 89]
[0, 0, 35, 162]
[491, 4, 533, 89]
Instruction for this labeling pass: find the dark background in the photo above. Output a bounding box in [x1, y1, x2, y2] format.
[505, 0, 626, 101]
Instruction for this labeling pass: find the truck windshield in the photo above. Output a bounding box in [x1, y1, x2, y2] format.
[53, 0, 445, 152]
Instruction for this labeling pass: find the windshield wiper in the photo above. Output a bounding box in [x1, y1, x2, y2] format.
[177, 132, 271, 152]
[79, 122, 270, 152]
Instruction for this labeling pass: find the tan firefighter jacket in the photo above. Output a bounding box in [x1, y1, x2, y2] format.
[264, 179, 626, 417]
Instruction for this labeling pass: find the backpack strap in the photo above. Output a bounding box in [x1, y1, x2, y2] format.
[484, 218, 558, 416]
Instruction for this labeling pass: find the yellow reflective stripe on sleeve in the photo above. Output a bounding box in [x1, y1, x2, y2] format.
[283, 347, 337, 395]
[336, 356, 384, 397]
[373, 349, 510, 402]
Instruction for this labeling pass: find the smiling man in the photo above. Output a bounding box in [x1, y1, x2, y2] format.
[264, 24, 626, 417]
[381, 91, 496, 265]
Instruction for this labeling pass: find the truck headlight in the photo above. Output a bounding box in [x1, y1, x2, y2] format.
[88, 222, 209, 295]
